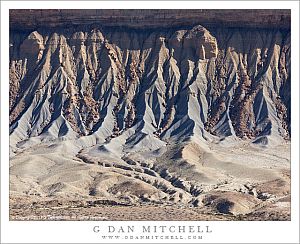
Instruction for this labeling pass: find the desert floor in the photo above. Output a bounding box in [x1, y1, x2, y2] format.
[10, 139, 291, 221]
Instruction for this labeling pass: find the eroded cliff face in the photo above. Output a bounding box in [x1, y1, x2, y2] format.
[10, 9, 291, 30]
[9, 22, 290, 148]
[8, 11, 291, 216]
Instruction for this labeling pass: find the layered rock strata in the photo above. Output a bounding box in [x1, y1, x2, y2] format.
[9, 22, 290, 146]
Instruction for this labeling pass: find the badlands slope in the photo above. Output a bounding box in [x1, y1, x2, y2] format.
[9, 10, 290, 220]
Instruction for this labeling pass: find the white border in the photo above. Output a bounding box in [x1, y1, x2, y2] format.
[1, 1, 299, 243]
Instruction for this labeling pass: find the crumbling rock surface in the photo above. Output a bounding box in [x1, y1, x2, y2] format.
[9, 10, 291, 219]
[10, 9, 290, 30]
[9, 22, 290, 145]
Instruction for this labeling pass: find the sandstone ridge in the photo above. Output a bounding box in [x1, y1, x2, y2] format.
[10, 9, 290, 31]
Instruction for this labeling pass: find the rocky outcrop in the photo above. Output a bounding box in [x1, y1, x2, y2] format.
[8, 11, 292, 219]
[10, 9, 290, 31]
[9, 10, 290, 148]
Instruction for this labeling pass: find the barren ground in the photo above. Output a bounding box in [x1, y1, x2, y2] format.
[10, 140, 290, 221]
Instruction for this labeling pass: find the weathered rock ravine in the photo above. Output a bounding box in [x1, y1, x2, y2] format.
[10, 24, 290, 146]
[9, 10, 291, 218]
